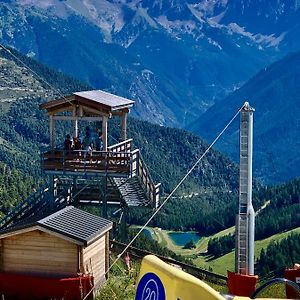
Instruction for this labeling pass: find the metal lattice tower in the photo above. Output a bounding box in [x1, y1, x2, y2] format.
[235, 102, 255, 275]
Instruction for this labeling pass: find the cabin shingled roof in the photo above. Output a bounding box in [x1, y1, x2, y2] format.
[40, 89, 134, 112]
[0, 206, 112, 246]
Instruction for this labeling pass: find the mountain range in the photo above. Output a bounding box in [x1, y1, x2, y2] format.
[0, 1, 299, 183]
[190, 50, 300, 183]
[1, 0, 299, 128]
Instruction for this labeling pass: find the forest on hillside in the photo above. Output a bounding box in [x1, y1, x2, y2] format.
[0, 162, 35, 218]
[207, 178, 300, 258]
[257, 233, 300, 277]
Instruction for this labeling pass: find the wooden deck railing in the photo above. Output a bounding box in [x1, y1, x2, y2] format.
[131, 149, 160, 209]
[41, 139, 160, 208]
[107, 139, 132, 153]
[41, 150, 131, 174]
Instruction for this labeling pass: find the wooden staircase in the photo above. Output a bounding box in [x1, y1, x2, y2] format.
[109, 141, 160, 209]
[113, 177, 149, 207]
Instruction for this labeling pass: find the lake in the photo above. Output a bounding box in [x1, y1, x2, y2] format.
[142, 228, 154, 239]
[168, 231, 201, 247]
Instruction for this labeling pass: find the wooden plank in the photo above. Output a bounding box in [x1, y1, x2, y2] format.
[3, 245, 77, 254]
[2, 230, 79, 276]
[53, 116, 103, 121]
[105, 232, 109, 275]
[2, 247, 77, 256]
[82, 236, 106, 286]
[0, 226, 40, 239]
[3, 257, 77, 267]
[82, 237, 105, 255]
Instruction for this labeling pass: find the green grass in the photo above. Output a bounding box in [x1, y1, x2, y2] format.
[194, 227, 300, 275]
[95, 257, 140, 300]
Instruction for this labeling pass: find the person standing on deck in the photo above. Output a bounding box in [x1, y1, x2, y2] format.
[95, 131, 104, 151]
[82, 126, 93, 162]
[64, 134, 73, 154]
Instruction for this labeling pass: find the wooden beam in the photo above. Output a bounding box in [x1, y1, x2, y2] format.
[105, 232, 109, 277]
[78, 245, 84, 273]
[48, 105, 74, 115]
[102, 116, 108, 151]
[111, 108, 130, 116]
[53, 116, 103, 122]
[83, 106, 109, 117]
[50, 114, 54, 149]
[0, 226, 40, 239]
[111, 105, 133, 111]
[121, 111, 127, 141]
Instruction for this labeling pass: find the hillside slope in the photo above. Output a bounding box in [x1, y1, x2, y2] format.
[190, 51, 300, 183]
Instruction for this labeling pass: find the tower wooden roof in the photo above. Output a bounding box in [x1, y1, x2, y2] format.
[40, 90, 134, 114]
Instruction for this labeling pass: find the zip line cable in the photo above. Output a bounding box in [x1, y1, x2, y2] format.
[83, 104, 244, 300]
[108, 106, 243, 270]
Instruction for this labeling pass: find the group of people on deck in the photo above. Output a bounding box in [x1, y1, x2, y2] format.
[63, 126, 104, 159]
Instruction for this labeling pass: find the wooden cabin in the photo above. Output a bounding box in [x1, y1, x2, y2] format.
[0, 206, 112, 299]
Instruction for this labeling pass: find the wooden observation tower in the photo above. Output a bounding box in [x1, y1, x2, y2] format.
[0, 90, 160, 237]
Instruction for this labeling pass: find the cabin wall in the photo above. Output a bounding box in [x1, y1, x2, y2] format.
[0, 230, 78, 276]
[82, 233, 108, 288]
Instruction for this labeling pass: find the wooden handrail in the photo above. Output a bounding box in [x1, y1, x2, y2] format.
[108, 139, 132, 153]
[130, 149, 160, 208]
[41, 149, 131, 174]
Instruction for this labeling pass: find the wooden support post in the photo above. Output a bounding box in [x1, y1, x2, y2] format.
[77, 245, 84, 273]
[49, 175, 55, 211]
[102, 176, 108, 219]
[121, 111, 127, 141]
[102, 116, 108, 151]
[120, 207, 128, 242]
[79, 105, 83, 117]
[49, 114, 54, 149]
[105, 232, 109, 278]
[73, 107, 78, 138]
